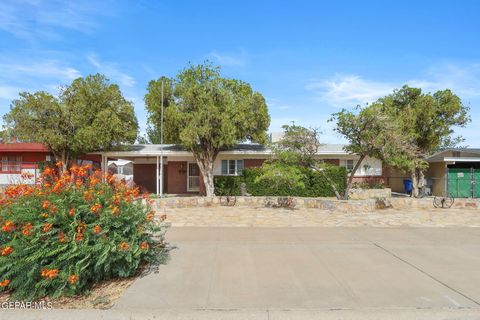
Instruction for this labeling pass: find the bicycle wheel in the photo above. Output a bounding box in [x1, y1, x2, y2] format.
[433, 196, 443, 208]
[443, 196, 454, 208]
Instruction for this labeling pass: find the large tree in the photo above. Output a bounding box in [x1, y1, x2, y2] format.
[3, 74, 138, 170]
[378, 86, 470, 196]
[268, 124, 345, 199]
[331, 105, 417, 198]
[145, 63, 270, 196]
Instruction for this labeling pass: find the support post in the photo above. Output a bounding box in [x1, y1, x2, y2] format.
[156, 156, 159, 196]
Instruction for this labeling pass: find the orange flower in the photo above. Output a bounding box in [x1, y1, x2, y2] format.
[2, 221, 15, 232]
[42, 200, 50, 209]
[75, 233, 84, 242]
[118, 241, 130, 251]
[42, 223, 53, 233]
[146, 212, 154, 221]
[55, 161, 63, 168]
[40, 213, 49, 218]
[111, 206, 120, 216]
[22, 223, 33, 236]
[83, 191, 93, 201]
[42, 167, 55, 176]
[58, 231, 67, 243]
[1, 246, 13, 256]
[160, 214, 167, 221]
[89, 176, 100, 186]
[140, 241, 149, 250]
[0, 279, 10, 287]
[90, 203, 102, 214]
[41, 268, 59, 279]
[75, 179, 83, 187]
[69, 208, 75, 217]
[93, 225, 102, 234]
[49, 205, 57, 214]
[67, 274, 79, 284]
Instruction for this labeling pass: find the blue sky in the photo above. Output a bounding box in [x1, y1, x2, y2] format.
[1, 0, 480, 145]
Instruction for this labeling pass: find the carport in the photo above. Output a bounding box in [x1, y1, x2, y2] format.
[427, 148, 480, 198]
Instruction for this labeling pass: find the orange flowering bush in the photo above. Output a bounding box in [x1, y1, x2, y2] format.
[0, 163, 168, 300]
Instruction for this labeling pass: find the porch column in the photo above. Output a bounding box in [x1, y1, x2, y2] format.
[156, 156, 159, 196]
[160, 156, 164, 197]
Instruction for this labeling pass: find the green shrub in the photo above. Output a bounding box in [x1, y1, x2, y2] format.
[0, 163, 168, 300]
[214, 165, 346, 197]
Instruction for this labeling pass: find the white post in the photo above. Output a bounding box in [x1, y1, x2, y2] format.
[156, 156, 159, 196]
[159, 80, 164, 198]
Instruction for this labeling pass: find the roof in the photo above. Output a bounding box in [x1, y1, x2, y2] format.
[95, 143, 350, 157]
[427, 148, 480, 162]
[0, 143, 50, 153]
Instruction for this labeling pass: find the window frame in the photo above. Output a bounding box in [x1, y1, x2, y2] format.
[221, 159, 244, 176]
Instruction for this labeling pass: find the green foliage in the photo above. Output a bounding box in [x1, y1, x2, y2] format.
[3, 74, 138, 167]
[214, 166, 346, 197]
[378, 85, 470, 171]
[144, 62, 270, 196]
[0, 164, 168, 300]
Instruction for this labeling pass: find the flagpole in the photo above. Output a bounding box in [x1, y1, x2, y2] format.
[159, 81, 164, 198]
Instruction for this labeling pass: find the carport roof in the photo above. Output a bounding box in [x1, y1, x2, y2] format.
[427, 148, 480, 162]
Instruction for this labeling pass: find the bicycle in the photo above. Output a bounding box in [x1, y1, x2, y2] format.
[219, 195, 237, 206]
[433, 195, 454, 209]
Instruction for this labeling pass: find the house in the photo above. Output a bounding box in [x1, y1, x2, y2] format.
[0, 143, 101, 186]
[92, 144, 386, 195]
[0, 143, 52, 185]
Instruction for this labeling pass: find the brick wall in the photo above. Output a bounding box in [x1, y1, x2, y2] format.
[244, 159, 265, 168]
[167, 161, 188, 194]
[133, 164, 156, 193]
[324, 159, 340, 166]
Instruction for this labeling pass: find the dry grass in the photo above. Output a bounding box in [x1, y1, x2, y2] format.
[0, 276, 136, 309]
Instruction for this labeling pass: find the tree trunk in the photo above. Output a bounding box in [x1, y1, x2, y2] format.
[411, 170, 418, 197]
[312, 166, 342, 200]
[344, 154, 366, 200]
[194, 150, 218, 197]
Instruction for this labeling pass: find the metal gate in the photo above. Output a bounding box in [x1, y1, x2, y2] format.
[448, 168, 476, 198]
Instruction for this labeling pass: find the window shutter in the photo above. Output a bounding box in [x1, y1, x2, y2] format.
[221, 160, 228, 175]
[236, 160, 244, 175]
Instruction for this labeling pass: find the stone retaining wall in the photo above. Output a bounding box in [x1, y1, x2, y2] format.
[387, 197, 480, 210]
[348, 188, 391, 200]
[153, 196, 377, 213]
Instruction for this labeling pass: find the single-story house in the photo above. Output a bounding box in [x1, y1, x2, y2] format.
[92, 143, 386, 195]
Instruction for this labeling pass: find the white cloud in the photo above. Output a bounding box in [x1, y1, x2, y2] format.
[0, 61, 81, 81]
[307, 63, 480, 108]
[209, 49, 248, 66]
[306, 74, 395, 107]
[87, 55, 136, 87]
[0, 0, 113, 40]
[0, 85, 23, 101]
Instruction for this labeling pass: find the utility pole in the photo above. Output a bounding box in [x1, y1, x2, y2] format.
[159, 81, 164, 197]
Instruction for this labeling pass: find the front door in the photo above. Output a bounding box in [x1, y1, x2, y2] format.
[187, 162, 200, 192]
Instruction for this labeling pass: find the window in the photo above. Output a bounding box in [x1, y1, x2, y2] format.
[342, 159, 355, 172]
[221, 160, 244, 175]
[1, 156, 22, 172]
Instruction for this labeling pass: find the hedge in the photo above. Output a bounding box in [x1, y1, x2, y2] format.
[214, 166, 346, 197]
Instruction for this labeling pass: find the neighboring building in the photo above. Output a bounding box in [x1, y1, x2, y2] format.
[108, 159, 134, 183]
[426, 148, 480, 198]
[93, 144, 386, 195]
[0, 143, 52, 185]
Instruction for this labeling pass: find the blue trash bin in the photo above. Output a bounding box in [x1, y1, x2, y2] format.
[403, 179, 413, 194]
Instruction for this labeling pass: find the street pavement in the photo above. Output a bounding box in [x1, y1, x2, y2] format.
[3, 227, 480, 319]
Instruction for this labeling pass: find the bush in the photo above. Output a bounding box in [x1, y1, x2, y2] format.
[0, 163, 168, 300]
[214, 165, 346, 197]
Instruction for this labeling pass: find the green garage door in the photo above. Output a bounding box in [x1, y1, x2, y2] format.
[474, 169, 480, 198]
[448, 168, 472, 198]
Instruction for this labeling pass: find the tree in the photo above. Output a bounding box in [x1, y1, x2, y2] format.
[331, 105, 417, 199]
[377, 86, 470, 196]
[269, 124, 345, 199]
[144, 62, 270, 196]
[3, 74, 138, 170]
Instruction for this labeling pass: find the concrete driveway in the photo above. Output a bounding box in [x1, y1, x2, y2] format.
[110, 227, 480, 318]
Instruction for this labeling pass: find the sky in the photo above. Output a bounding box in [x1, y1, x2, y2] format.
[0, 0, 480, 145]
